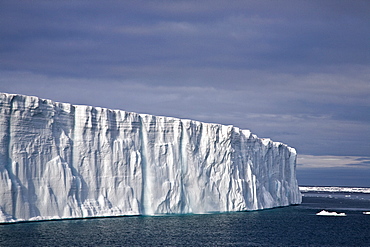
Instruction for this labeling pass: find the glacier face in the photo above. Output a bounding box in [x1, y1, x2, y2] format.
[0, 93, 301, 223]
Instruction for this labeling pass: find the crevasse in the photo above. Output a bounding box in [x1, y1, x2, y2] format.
[0, 93, 301, 223]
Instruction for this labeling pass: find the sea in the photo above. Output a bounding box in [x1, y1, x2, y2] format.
[1, 187, 369, 247]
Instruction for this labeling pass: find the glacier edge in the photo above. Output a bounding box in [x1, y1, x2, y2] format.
[0, 92, 301, 223]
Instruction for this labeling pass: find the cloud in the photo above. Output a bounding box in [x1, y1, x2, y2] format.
[297, 155, 370, 169]
[1, 65, 369, 157]
[296, 154, 370, 187]
[2, 1, 369, 77]
[0, 0, 369, 159]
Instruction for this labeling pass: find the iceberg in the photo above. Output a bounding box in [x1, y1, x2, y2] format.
[0, 92, 301, 223]
[316, 210, 346, 216]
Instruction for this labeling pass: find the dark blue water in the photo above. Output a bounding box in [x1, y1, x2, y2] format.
[1, 192, 369, 247]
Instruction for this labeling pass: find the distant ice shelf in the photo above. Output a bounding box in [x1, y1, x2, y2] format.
[0, 92, 301, 223]
[300, 186, 370, 194]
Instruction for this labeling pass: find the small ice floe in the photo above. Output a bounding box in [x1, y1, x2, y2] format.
[316, 210, 346, 216]
[363, 212, 370, 215]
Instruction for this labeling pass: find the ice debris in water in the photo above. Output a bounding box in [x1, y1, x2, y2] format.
[316, 210, 346, 216]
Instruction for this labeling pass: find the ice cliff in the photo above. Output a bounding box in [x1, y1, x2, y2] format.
[0, 93, 301, 223]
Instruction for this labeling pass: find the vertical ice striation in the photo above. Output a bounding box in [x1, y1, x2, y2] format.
[0, 93, 301, 223]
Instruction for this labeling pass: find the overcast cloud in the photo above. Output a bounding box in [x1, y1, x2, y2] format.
[0, 1, 369, 185]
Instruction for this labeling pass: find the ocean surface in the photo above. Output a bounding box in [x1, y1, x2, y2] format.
[1, 189, 369, 247]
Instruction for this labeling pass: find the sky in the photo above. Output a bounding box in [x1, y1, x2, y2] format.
[0, 0, 369, 186]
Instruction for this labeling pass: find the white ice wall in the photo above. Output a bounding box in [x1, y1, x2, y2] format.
[0, 93, 301, 223]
